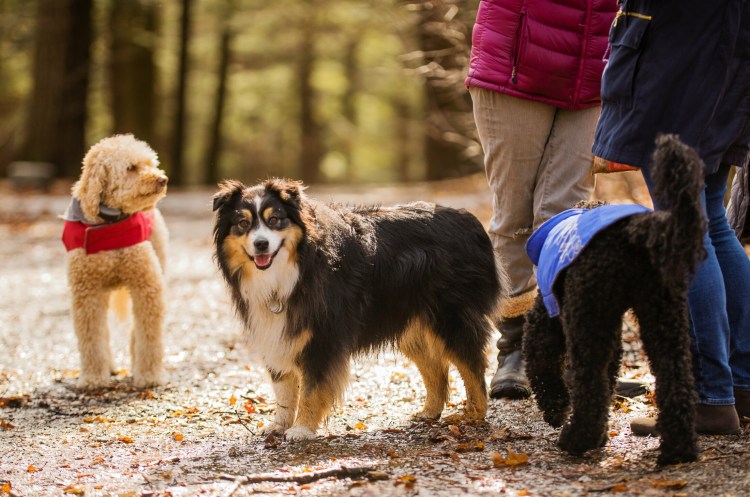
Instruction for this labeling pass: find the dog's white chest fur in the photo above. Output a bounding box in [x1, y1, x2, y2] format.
[240, 249, 301, 373]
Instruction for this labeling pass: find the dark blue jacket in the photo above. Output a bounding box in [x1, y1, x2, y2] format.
[593, 0, 750, 174]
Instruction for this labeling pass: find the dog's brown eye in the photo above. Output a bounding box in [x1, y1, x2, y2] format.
[267, 216, 279, 227]
[127, 164, 137, 172]
[238, 218, 250, 230]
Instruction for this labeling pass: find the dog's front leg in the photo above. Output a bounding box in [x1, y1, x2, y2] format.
[127, 255, 165, 388]
[285, 362, 349, 441]
[71, 288, 112, 389]
[263, 369, 300, 435]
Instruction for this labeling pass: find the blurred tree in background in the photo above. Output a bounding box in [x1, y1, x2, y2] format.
[0, 0, 481, 186]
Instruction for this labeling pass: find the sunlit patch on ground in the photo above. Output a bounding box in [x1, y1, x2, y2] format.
[1, 183, 749, 496]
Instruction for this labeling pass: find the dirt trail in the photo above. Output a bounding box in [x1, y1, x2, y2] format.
[1, 175, 749, 497]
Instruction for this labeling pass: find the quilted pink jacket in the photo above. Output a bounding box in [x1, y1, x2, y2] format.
[465, 0, 618, 110]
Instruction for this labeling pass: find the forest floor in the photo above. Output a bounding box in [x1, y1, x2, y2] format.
[1, 173, 749, 497]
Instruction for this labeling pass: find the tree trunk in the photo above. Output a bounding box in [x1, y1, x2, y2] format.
[297, 20, 322, 183]
[416, 0, 477, 180]
[18, 0, 92, 178]
[204, 25, 233, 186]
[109, 0, 157, 144]
[341, 37, 359, 183]
[170, 0, 192, 185]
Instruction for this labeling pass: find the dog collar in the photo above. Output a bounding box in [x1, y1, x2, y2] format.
[62, 210, 155, 254]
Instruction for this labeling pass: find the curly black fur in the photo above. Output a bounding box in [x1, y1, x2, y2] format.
[523, 135, 706, 466]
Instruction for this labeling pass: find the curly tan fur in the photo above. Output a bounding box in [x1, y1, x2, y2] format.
[67, 134, 169, 389]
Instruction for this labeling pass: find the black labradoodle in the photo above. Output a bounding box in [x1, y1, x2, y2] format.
[522, 135, 706, 466]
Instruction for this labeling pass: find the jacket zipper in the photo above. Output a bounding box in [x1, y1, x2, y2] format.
[613, 9, 652, 27]
[511, 11, 526, 84]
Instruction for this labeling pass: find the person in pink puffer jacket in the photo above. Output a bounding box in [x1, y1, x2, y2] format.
[466, 0, 618, 399]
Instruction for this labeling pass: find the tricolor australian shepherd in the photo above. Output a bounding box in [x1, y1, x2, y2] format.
[212, 179, 505, 440]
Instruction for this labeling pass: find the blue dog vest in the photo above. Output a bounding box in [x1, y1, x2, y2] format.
[526, 204, 652, 317]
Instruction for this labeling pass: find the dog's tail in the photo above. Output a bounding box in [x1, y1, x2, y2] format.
[109, 288, 131, 322]
[631, 134, 707, 283]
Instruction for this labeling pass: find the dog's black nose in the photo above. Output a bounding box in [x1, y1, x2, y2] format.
[254, 238, 269, 251]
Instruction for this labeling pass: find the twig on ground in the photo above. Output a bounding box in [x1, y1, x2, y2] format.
[219, 465, 379, 485]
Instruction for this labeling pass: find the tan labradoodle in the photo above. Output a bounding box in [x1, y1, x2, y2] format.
[63, 134, 169, 389]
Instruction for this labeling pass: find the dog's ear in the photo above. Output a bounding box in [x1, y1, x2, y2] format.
[267, 178, 306, 208]
[72, 145, 107, 222]
[213, 179, 246, 211]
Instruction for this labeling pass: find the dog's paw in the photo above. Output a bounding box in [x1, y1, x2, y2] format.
[413, 408, 442, 420]
[77, 374, 112, 390]
[284, 426, 316, 441]
[132, 371, 164, 389]
[462, 403, 487, 421]
[262, 422, 287, 436]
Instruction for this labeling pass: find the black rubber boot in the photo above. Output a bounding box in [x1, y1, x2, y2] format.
[490, 316, 531, 399]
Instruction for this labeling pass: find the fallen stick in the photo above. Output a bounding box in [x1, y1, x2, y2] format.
[219, 465, 380, 485]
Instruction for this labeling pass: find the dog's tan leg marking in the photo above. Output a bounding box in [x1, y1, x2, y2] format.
[70, 282, 112, 389]
[123, 246, 165, 388]
[264, 371, 300, 435]
[399, 322, 449, 419]
[450, 352, 488, 421]
[286, 362, 350, 441]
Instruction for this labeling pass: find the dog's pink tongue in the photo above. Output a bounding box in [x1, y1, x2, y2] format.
[254, 254, 272, 268]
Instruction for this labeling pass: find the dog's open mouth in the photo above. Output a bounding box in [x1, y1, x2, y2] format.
[245, 244, 282, 270]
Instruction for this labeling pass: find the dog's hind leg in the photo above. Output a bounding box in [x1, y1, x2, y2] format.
[557, 285, 623, 455]
[399, 321, 450, 419]
[634, 292, 698, 465]
[71, 287, 113, 389]
[523, 296, 568, 427]
[264, 369, 300, 435]
[435, 314, 489, 421]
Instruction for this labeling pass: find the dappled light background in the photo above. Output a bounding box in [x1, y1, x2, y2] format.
[1, 0, 484, 186]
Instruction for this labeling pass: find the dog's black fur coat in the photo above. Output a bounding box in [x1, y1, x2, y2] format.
[523, 135, 706, 465]
[213, 179, 503, 437]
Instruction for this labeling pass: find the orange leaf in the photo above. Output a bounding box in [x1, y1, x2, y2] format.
[611, 484, 628, 492]
[1, 482, 10, 493]
[0, 420, 14, 430]
[118, 436, 134, 443]
[518, 491, 529, 496]
[172, 432, 184, 442]
[229, 393, 237, 406]
[651, 480, 687, 489]
[63, 485, 85, 495]
[243, 400, 256, 414]
[354, 422, 366, 431]
[491, 449, 529, 468]
[27, 465, 36, 473]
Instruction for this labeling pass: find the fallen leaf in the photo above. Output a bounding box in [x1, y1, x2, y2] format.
[118, 435, 134, 443]
[243, 400, 255, 414]
[611, 484, 628, 492]
[172, 432, 184, 442]
[354, 422, 366, 431]
[63, 484, 85, 495]
[456, 441, 485, 453]
[491, 449, 529, 469]
[518, 490, 529, 496]
[448, 425, 462, 437]
[1, 482, 10, 494]
[229, 393, 237, 406]
[139, 390, 155, 400]
[651, 479, 687, 490]
[27, 465, 36, 473]
[0, 420, 14, 430]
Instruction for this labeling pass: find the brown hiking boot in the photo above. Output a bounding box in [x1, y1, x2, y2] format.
[630, 404, 740, 436]
[735, 389, 750, 420]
